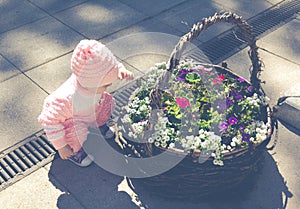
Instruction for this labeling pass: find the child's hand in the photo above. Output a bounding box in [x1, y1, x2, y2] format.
[118, 68, 134, 81]
[58, 145, 74, 160]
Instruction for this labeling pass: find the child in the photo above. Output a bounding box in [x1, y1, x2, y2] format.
[38, 39, 134, 167]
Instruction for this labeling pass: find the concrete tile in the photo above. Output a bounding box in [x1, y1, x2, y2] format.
[155, 0, 233, 43]
[266, 0, 283, 5]
[0, 16, 84, 72]
[258, 19, 300, 65]
[54, 0, 146, 39]
[26, 53, 73, 94]
[0, 55, 21, 83]
[117, 0, 186, 16]
[104, 30, 181, 72]
[47, 158, 131, 209]
[269, 123, 300, 209]
[28, 0, 88, 14]
[0, 0, 46, 34]
[101, 18, 184, 44]
[102, 18, 201, 73]
[122, 54, 169, 75]
[223, 48, 300, 106]
[212, 0, 273, 19]
[0, 168, 84, 209]
[0, 74, 48, 150]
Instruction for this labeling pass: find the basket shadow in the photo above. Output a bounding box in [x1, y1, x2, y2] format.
[128, 151, 293, 209]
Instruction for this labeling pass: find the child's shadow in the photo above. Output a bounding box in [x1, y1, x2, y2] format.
[48, 139, 292, 209]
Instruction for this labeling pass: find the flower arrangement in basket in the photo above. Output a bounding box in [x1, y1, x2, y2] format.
[119, 60, 270, 166]
[115, 12, 274, 198]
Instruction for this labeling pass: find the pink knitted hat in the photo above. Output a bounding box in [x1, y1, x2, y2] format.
[71, 39, 121, 88]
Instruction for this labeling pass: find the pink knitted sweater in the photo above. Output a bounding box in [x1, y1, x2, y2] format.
[38, 74, 114, 152]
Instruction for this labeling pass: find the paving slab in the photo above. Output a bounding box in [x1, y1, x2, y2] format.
[0, 0, 46, 34]
[0, 55, 20, 83]
[0, 167, 84, 209]
[28, 0, 88, 14]
[117, 0, 187, 16]
[102, 18, 194, 74]
[0, 16, 84, 72]
[47, 157, 138, 209]
[0, 73, 48, 150]
[213, 0, 273, 19]
[25, 53, 73, 94]
[267, 0, 284, 5]
[258, 18, 300, 65]
[154, 0, 238, 43]
[53, 0, 147, 40]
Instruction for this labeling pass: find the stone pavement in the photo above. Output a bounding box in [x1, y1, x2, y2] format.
[0, 0, 300, 208]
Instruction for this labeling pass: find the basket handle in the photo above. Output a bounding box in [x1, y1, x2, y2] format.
[163, 12, 262, 91]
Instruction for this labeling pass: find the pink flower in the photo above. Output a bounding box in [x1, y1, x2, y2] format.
[176, 97, 191, 109]
[213, 74, 225, 84]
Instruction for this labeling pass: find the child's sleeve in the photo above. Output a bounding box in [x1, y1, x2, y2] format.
[38, 96, 73, 150]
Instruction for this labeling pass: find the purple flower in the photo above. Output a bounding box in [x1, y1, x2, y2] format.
[239, 126, 244, 131]
[248, 85, 253, 93]
[177, 69, 189, 81]
[228, 116, 238, 125]
[237, 77, 245, 82]
[242, 133, 251, 142]
[234, 93, 243, 100]
[230, 90, 243, 100]
[226, 98, 233, 108]
[218, 121, 228, 131]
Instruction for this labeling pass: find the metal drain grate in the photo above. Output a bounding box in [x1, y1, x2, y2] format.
[0, 131, 56, 190]
[1, 0, 300, 191]
[193, 0, 300, 64]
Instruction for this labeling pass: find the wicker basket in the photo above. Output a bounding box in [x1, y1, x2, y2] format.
[115, 12, 274, 199]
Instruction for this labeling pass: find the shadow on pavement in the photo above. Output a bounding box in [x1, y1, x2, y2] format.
[48, 140, 292, 209]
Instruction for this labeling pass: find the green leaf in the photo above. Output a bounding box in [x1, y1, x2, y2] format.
[186, 72, 201, 83]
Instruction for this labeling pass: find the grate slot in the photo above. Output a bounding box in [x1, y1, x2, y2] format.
[0, 170, 9, 182]
[30, 140, 49, 158]
[14, 148, 35, 168]
[24, 143, 44, 162]
[39, 135, 56, 152]
[36, 137, 55, 154]
[0, 173, 5, 184]
[7, 152, 27, 172]
[18, 146, 38, 165]
[3, 157, 21, 174]
[0, 159, 16, 177]
[0, 162, 12, 180]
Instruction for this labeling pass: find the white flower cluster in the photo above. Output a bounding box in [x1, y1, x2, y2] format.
[245, 120, 269, 143]
[128, 120, 148, 138]
[120, 96, 152, 139]
[181, 130, 224, 166]
[124, 96, 151, 115]
[149, 115, 175, 148]
[230, 135, 243, 148]
[229, 120, 269, 149]
[244, 93, 270, 107]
